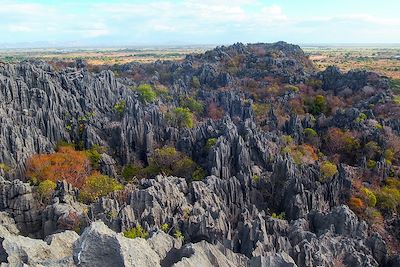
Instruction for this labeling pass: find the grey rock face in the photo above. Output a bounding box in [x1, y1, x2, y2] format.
[42, 180, 88, 237]
[73, 221, 161, 267]
[173, 241, 249, 267]
[0, 214, 78, 266]
[0, 176, 42, 237]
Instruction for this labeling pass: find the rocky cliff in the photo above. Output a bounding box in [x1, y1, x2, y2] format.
[0, 42, 399, 266]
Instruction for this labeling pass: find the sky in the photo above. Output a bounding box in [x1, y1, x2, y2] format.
[0, 0, 400, 47]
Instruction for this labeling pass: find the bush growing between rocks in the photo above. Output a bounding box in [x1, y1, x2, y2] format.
[123, 225, 149, 239]
[324, 128, 360, 162]
[114, 100, 126, 114]
[367, 160, 377, 169]
[86, 145, 105, 169]
[27, 146, 91, 188]
[375, 177, 400, 213]
[284, 84, 299, 93]
[179, 97, 204, 114]
[306, 95, 328, 115]
[122, 164, 143, 181]
[136, 84, 157, 102]
[319, 161, 338, 182]
[37, 179, 56, 204]
[205, 138, 217, 150]
[364, 141, 381, 160]
[174, 230, 184, 241]
[79, 172, 123, 203]
[271, 212, 286, 220]
[126, 147, 206, 180]
[161, 223, 169, 233]
[149, 147, 200, 179]
[166, 107, 194, 129]
[0, 163, 11, 173]
[362, 187, 377, 207]
[192, 167, 207, 181]
[304, 128, 318, 138]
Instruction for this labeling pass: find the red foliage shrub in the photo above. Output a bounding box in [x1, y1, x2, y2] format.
[207, 102, 224, 121]
[26, 146, 91, 188]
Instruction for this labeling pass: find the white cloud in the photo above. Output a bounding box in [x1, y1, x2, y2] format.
[0, 0, 399, 45]
[7, 24, 33, 32]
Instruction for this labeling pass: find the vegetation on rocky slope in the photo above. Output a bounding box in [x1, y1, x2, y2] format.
[1, 42, 400, 266]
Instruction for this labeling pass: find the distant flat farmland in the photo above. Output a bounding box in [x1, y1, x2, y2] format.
[0, 46, 212, 65]
[303, 45, 400, 79]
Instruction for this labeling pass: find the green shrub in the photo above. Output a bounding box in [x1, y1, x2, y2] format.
[161, 223, 169, 233]
[123, 225, 149, 239]
[284, 84, 299, 93]
[376, 190, 399, 212]
[306, 95, 328, 115]
[148, 147, 197, 179]
[281, 135, 294, 145]
[252, 103, 270, 119]
[252, 175, 260, 183]
[37, 180, 56, 203]
[362, 187, 377, 207]
[304, 128, 318, 138]
[86, 145, 104, 169]
[79, 173, 123, 203]
[0, 163, 11, 173]
[167, 107, 194, 129]
[384, 149, 395, 163]
[122, 164, 143, 181]
[367, 160, 377, 169]
[174, 230, 184, 241]
[394, 95, 400, 105]
[192, 167, 206, 181]
[320, 161, 338, 182]
[390, 79, 400, 94]
[137, 84, 157, 102]
[180, 97, 204, 114]
[205, 138, 217, 150]
[114, 100, 126, 114]
[271, 212, 285, 220]
[364, 141, 381, 159]
[354, 113, 367, 123]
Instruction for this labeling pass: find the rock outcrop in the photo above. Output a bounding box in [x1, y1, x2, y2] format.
[0, 42, 398, 266]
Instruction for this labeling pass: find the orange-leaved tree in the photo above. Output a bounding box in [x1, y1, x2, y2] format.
[26, 146, 91, 188]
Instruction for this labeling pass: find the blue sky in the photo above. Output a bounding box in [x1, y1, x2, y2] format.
[1, 0, 399, 47]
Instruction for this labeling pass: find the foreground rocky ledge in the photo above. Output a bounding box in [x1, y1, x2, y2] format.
[0, 213, 296, 267]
